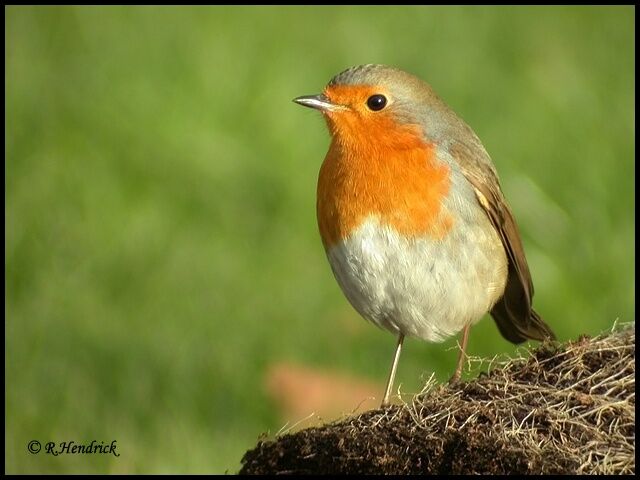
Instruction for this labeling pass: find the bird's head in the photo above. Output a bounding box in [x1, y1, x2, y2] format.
[294, 64, 456, 150]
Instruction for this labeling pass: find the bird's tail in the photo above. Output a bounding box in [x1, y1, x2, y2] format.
[491, 303, 556, 344]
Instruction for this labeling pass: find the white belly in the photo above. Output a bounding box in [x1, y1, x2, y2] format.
[326, 216, 508, 342]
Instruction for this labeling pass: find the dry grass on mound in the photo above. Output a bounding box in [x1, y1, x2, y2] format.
[240, 325, 635, 475]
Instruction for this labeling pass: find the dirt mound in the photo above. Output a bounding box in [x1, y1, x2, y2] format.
[240, 325, 635, 475]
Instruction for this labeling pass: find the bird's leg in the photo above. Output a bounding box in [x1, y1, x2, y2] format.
[381, 333, 405, 408]
[450, 323, 471, 383]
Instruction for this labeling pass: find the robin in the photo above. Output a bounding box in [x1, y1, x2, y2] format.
[293, 64, 555, 407]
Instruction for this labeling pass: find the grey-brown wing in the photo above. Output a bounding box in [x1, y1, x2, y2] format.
[449, 141, 555, 343]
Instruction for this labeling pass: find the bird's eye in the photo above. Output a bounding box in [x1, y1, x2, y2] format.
[366, 94, 387, 111]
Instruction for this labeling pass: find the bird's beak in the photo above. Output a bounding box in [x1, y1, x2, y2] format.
[293, 94, 345, 112]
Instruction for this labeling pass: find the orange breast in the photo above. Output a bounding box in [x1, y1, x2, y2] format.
[317, 121, 453, 249]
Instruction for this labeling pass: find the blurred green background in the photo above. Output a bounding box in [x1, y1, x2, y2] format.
[5, 5, 634, 474]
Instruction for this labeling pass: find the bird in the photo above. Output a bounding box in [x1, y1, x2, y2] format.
[293, 64, 555, 407]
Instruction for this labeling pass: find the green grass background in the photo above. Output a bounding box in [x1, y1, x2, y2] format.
[5, 5, 634, 474]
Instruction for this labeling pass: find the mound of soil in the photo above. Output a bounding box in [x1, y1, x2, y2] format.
[240, 325, 634, 475]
